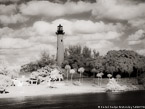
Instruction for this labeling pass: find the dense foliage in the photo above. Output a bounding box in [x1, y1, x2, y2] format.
[62, 46, 145, 78]
[104, 50, 145, 77]
[20, 51, 56, 73]
[30, 65, 63, 83]
[20, 45, 145, 78]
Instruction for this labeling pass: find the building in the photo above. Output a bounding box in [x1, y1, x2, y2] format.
[56, 24, 65, 67]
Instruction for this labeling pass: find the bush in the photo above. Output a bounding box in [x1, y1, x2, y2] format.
[0, 74, 12, 87]
[138, 73, 145, 86]
[29, 65, 64, 83]
[106, 78, 127, 92]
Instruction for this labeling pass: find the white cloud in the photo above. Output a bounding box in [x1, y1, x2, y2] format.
[86, 40, 119, 55]
[33, 21, 55, 36]
[28, 44, 56, 55]
[20, 1, 93, 17]
[0, 27, 36, 39]
[0, 0, 20, 2]
[128, 19, 145, 29]
[53, 19, 124, 35]
[128, 29, 145, 45]
[0, 19, 124, 49]
[0, 14, 28, 25]
[0, 27, 14, 38]
[80, 31, 122, 41]
[64, 1, 93, 15]
[0, 4, 17, 15]
[0, 38, 33, 49]
[128, 30, 145, 41]
[0, 18, 125, 65]
[16, 44, 56, 65]
[128, 40, 142, 45]
[92, 0, 145, 20]
[136, 49, 145, 56]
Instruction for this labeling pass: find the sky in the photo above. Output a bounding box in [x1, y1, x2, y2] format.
[0, 0, 145, 66]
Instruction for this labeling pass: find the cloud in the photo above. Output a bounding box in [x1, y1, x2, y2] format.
[52, 19, 124, 36]
[0, 14, 28, 25]
[0, 38, 33, 49]
[31, 19, 123, 48]
[33, 21, 55, 36]
[86, 40, 119, 55]
[82, 31, 122, 40]
[136, 49, 145, 56]
[64, 1, 93, 14]
[28, 44, 56, 55]
[0, 18, 125, 65]
[0, 27, 35, 39]
[0, 43, 56, 65]
[128, 30, 145, 41]
[72, 20, 124, 34]
[0, 0, 20, 3]
[92, 0, 145, 20]
[128, 40, 142, 45]
[0, 27, 14, 38]
[0, 4, 28, 25]
[0, 19, 124, 47]
[0, 4, 17, 15]
[128, 29, 145, 45]
[20, 1, 93, 17]
[128, 19, 145, 29]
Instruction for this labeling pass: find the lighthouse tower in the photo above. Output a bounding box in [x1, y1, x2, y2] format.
[56, 24, 65, 67]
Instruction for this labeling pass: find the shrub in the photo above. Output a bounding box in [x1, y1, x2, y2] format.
[138, 73, 145, 86]
[0, 74, 12, 87]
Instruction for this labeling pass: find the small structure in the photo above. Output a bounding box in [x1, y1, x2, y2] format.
[29, 79, 38, 85]
[29, 72, 39, 85]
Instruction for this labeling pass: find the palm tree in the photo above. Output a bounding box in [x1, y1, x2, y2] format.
[107, 74, 112, 79]
[78, 67, 85, 82]
[100, 72, 104, 85]
[70, 69, 76, 82]
[91, 68, 97, 78]
[96, 72, 104, 86]
[91, 68, 97, 83]
[116, 74, 121, 82]
[65, 65, 71, 81]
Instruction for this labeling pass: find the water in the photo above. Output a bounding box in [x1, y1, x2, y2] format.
[0, 91, 145, 109]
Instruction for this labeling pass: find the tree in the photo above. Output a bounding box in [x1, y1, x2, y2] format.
[65, 65, 71, 80]
[94, 56, 104, 75]
[78, 67, 85, 82]
[134, 55, 145, 78]
[0, 74, 12, 88]
[82, 46, 92, 58]
[0, 60, 10, 75]
[104, 51, 118, 76]
[38, 51, 56, 67]
[20, 51, 56, 73]
[96, 72, 104, 86]
[70, 69, 76, 82]
[63, 45, 92, 76]
[91, 68, 97, 78]
[104, 50, 139, 77]
[116, 74, 121, 82]
[93, 49, 99, 58]
[107, 74, 112, 79]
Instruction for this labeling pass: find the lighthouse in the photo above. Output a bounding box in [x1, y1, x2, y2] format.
[56, 24, 65, 67]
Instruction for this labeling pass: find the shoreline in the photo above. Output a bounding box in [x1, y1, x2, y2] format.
[0, 79, 144, 99]
[0, 82, 106, 98]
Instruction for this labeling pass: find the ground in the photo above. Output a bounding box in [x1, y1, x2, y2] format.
[0, 78, 144, 98]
